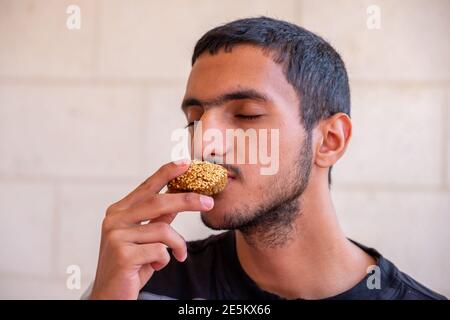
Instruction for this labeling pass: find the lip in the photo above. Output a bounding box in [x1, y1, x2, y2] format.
[226, 176, 236, 186]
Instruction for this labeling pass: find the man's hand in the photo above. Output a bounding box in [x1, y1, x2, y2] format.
[90, 160, 214, 300]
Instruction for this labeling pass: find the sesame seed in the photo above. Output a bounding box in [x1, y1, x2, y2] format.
[167, 160, 228, 196]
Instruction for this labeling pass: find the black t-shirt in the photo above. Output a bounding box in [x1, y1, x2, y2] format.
[140, 230, 446, 300]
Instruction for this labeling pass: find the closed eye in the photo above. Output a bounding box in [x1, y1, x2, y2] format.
[235, 115, 262, 120]
[185, 115, 262, 127]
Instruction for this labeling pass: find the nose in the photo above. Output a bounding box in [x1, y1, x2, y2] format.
[191, 109, 229, 163]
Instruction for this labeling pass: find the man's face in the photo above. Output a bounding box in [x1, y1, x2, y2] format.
[182, 45, 312, 234]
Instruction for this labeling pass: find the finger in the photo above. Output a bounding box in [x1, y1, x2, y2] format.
[151, 189, 178, 225]
[142, 160, 191, 194]
[123, 223, 187, 262]
[139, 264, 154, 287]
[123, 192, 214, 224]
[151, 212, 177, 225]
[130, 243, 171, 268]
[112, 160, 191, 210]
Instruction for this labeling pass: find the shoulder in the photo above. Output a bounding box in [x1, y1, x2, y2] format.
[375, 252, 447, 300]
[351, 240, 447, 300]
[390, 266, 447, 300]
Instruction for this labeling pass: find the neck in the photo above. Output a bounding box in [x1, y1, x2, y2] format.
[235, 170, 375, 299]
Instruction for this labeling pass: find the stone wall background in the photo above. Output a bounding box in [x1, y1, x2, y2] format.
[0, 0, 448, 298]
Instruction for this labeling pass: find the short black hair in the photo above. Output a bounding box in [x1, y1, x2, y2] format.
[192, 16, 351, 186]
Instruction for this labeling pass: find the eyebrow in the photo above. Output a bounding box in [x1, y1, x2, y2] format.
[181, 88, 270, 111]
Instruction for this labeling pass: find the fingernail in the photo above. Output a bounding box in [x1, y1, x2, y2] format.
[173, 158, 190, 166]
[200, 195, 214, 209]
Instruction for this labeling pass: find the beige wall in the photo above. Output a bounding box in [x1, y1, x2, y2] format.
[0, 0, 449, 299]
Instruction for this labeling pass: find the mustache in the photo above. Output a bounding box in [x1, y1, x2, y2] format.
[221, 163, 241, 179]
[202, 156, 241, 179]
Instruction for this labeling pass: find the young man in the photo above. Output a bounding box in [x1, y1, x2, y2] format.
[88, 17, 445, 300]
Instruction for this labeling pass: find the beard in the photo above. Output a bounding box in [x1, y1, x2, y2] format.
[201, 133, 313, 248]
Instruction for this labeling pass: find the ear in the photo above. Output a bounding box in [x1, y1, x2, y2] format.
[314, 113, 352, 169]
